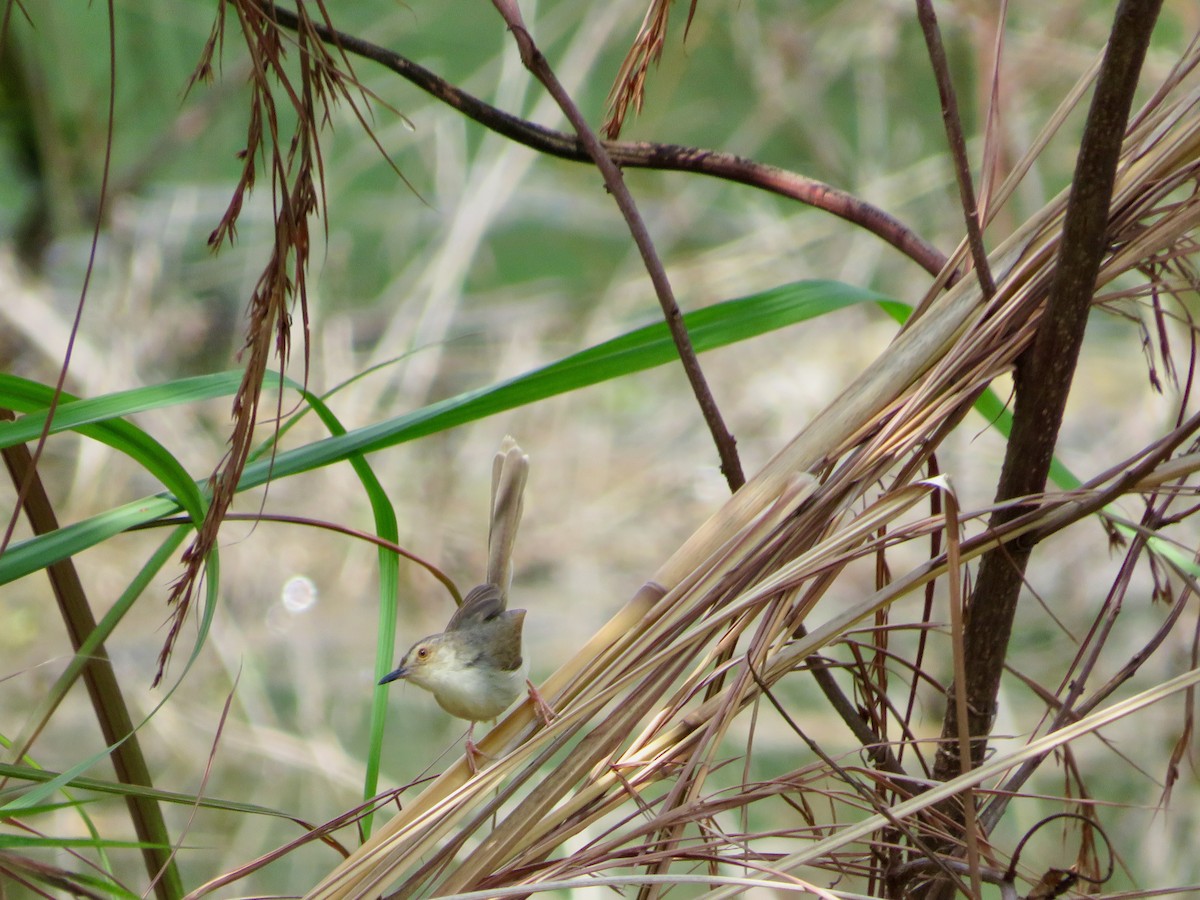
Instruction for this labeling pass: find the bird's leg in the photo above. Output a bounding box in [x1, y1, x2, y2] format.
[464, 722, 484, 775]
[526, 680, 555, 726]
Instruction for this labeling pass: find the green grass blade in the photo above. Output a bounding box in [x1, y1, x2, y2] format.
[0, 763, 294, 819]
[0, 280, 894, 585]
[9, 528, 192, 762]
[0, 372, 247, 448]
[1, 741, 135, 814]
[235, 280, 898, 483]
[290, 388, 401, 837]
[0, 377, 208, 525]
[0, 835, 164, 850]
[0, 494, 183, 584]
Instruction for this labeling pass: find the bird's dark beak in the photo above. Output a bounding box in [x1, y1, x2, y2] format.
[378, 666, 407, 686]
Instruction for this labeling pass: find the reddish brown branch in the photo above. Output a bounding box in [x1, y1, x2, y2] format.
[142, 512, 461, 603]
[262, 3, 948, 279]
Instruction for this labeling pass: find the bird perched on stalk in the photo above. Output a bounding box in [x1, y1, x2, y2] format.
[379, 437, 551, 772]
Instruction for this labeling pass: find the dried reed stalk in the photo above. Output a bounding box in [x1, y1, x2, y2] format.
[306, 36, 1200, 900]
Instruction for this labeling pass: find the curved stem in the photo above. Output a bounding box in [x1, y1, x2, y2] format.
[262, 3, 949, 279]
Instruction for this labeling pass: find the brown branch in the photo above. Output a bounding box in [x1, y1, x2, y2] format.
[488, 0, 744, 491]
[262, 3, 949, 279]
[0, 3, 180, 893]
[915, 0, 996, 298]
[0, 411, 181, 900]
[923, 0, 1165, 883]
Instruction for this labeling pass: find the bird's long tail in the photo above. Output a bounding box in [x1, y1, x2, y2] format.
[487, 436, 529, 604]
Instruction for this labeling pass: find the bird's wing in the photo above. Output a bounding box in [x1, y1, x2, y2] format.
[486, 609, 526, 672]
[445, 582, 506, 632]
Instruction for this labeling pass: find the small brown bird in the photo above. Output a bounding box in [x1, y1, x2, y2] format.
[378, 582, 530, 766]
[379, 437, 550, 771]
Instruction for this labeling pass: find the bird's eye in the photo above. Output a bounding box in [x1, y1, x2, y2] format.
[417, 647, 429, 659]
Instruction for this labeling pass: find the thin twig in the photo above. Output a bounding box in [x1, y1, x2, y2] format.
[488, 0, 745, 490]
[138, 512, 462, 604]
[745, 657, 972, 898]
[915, 0, 996, 298]
[798, 628, 911, 779]
[261, 3, 949, 279]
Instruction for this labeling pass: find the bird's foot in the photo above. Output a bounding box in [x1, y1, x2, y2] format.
[464, 738, 486, 775]
[526, 679, 555, 726]
[463, 723, 490, 775]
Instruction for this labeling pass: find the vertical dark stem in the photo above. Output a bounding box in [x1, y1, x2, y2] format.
[922, 0, 1164, 877]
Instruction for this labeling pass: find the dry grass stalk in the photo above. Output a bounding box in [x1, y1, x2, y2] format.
[602, 0, 672, 139]
[160, 0, 391, 684]
[300, 36, 1200, 900]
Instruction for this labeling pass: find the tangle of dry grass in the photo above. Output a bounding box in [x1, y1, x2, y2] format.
[282, 31, 1200, 900]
